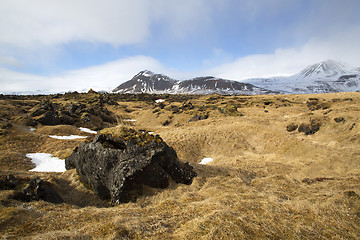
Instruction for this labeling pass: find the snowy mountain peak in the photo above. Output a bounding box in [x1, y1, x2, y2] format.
[114, 60, 360, 95]
[113, 71, 275, 95]
[141, 70, 154, 77]
[243, 59, 360, 94]
[299, 60, 352, 79]
[134, 70, 155, 78]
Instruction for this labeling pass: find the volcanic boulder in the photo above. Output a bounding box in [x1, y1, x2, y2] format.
[11, 177, 64, 204]
[65, 127, 197, 204]
[298, 119, 321, 135]
[0, 174, 18, 190]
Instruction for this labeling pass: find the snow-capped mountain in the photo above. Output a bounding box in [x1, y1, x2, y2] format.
[112, 70, 178, 93]
[113, 60, 360, 95]
[243, 60, 360, 94]
[113, 70, 276, 95]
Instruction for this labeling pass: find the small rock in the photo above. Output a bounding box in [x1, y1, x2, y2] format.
[162, 119, 171, 126]
[189, 114, 209, 122]
[298, 120, 321, 135]
[158, 102, 166, 109]
[334, 117, 345, 123]
[286, 123, 298, 132]
[11, 177, 64, 204]
[302, 177, 334, 184]
[344, 191, 360, 199]
[0, 174, 18, 190]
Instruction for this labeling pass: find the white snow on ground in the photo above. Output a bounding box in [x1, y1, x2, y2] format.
[123, 119, 137, 122]
[155, 99, 165, 103]
[27, 153, 66, 172]
[199, 157, 213, 165]
[49, 135, 87, 140]
[79, 127, 97, 134]
[148, 132, 154, 134]
[30, 128, 36, 131]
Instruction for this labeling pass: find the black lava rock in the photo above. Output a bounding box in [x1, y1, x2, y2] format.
[0, 174, 18, 190]
[11, 177, 64, 204]
[298, 120, 321, 135]
[286, 123, 298, 132]
[334, 117, 345, 123]
[189, 114, 209, 122]
[65, 129, 197, 204]
[37, 111, 62, 125]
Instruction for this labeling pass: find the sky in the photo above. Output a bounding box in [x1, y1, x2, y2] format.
[0, 0, 360, 93]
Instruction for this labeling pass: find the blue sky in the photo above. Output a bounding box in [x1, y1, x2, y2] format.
[0, 0, 359, 93]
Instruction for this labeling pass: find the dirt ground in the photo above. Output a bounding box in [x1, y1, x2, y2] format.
[0, 92, 359, 239]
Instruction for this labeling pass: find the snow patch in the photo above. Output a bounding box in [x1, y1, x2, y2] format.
[123, 119, 137, 122]
[155, 99, 165, 103]
[27, 153, 66, 172]
[79, 127, 97, 134]
[142, 70, 153, 77]
[199, 157, 213, 165]
[49, 135, 87, 140]
[30, 128, 36, 132]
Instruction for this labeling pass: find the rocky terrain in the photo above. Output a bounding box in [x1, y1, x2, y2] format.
[0, 91, 360, 239]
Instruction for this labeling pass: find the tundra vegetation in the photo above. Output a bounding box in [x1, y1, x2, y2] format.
[0, 91, 359, 239]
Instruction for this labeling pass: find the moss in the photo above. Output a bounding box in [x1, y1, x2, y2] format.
[100, 126, 163, 147]
[218, 104, 243, 116]
[0, 129, 8, 135]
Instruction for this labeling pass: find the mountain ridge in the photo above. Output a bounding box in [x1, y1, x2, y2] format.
[111, 60, 360, 95]
[112, 70, 277, 95]
[242, 60, 360, 94]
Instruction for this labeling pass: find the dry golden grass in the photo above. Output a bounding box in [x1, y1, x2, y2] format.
[1, 92, 360, 239]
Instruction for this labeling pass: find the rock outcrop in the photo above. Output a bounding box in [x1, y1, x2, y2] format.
[0, 174, 18, 190]
[65, 127, 197, 204]
[29, 98, 117, 130]
[10, 177, 64, 204]
[298, 120, 321, 135]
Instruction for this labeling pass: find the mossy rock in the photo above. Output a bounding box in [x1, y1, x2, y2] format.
[100, 126, 163, 146]
[218, 105, 243, 116]
[286, 123, 298, 132]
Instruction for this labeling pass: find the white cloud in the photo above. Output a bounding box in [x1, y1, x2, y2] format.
[0, 55, 169, 93]
[202, 48, 233, 68]
[206, 27, 360, 80]
[0, 0, 151, 48]
[0, 56, 23, 68]
[1, 0, 360, 93]
[150, 0, 214, 39]
[2, 25, 360, 94]
[0, 67, 48, 93]
[53, 56, 165, 92]
[0, 0, 220, 49]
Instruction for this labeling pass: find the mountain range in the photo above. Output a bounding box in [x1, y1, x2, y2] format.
[112, 70, 276, 95]
[113, 60, 360, 95]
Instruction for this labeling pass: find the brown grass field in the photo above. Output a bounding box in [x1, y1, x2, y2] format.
[0, 92, 359, 239]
